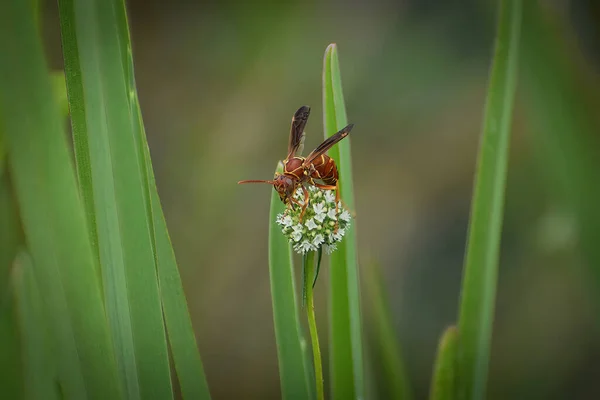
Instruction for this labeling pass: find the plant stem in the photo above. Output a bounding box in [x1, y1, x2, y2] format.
[304, 251, 324, 400]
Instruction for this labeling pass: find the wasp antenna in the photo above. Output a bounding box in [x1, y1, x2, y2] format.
[238, 180, 276, 185]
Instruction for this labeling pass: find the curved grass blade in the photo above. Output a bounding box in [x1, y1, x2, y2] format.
[140, 138, 212, 399]
[0, 168, 23, 400]
[14, 251, 60, 400]
[521, 3, 600, 315]
[456, 2, 522, 399]
[109, 1, 211, 397]
[0, 271, 22, 399]
[429, 326, 459, 400]
[269, 162, 313, 400]
[0, 168, 22, 300]
[323, 43, 365, 399]
[363, 262, 412, 400]
[0, 1, 122, 397]
[57, 0, 172, 398]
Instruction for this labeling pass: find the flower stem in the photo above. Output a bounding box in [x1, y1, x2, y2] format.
[304, 251, 324, 400]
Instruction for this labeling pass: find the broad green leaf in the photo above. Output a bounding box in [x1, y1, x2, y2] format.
[0, 1, 122, 398]
[269, 162, 313, 400]
[456, 1, 522, 399]
[57, 0, 172, 398]
[322, 43, 365, 400]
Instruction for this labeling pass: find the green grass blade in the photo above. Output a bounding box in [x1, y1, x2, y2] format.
[322, 43, 365, 400]
[456, 2, 522, 399]
[14, 251, 60, 400]
[109, 1, 211, 396]
[0, 166, 23, 400]
[0, 266, 22, 400]
[429, 326, 459, 400]
[141, 139, 212, 399]
[56, 3, 99, 262]
[0, 1, 122, 398]
[0, 168, 22, 297]
[57, 1, 172, 398]
[520, 4, 600, 305]
[0, 296, 22, 400]
[269, 162, 313, 400]
[363, 262, 412, 400]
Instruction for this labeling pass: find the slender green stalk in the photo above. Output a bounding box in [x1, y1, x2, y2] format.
[457, 1, 522, 399]
[429, 326, 459, 400]
[304, 251, 324, 400]
[323, 43, 364, 400]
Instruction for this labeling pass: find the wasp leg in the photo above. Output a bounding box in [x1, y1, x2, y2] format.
[298, 185, 310, 222]
[288, 195, 303, 213]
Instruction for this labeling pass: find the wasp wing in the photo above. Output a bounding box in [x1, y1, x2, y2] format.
[304, 123, 354, 165]
[287, 105, 310, 158]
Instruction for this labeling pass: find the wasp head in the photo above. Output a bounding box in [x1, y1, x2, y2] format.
[273, 172, 296, 205]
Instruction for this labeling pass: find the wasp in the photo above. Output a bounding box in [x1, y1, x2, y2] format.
[238, 105, 353, 220]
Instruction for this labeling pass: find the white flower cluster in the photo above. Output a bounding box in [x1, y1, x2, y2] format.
[276, 186, 351, 254]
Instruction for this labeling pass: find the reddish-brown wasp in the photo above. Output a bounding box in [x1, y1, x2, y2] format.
[238, 105, 353, 220]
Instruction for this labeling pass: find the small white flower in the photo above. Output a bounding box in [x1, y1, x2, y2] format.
[291, 224, 303, 242]
[312, 234, 324, 247]
[325, 244, 337, 254]
[313, 203, 327, 223]
[291, 231, 302, 242]
[324, 191, 336, 203]
[305, 218, 318, 231]
[330, 228, 345, 242]
[339, 210, 351, 223]
[295, 240, 313, 253]
[327, 208, 337, 220]
[315, 213, 326, 224]
[281, 215, 293, 228]
[276, 213, 284, 224]
[313, 202, 326, 215]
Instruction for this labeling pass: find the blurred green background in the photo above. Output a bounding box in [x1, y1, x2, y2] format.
[38, 1, 600, 398]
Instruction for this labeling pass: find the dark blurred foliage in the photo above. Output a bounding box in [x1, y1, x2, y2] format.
[41, 0, 600, 398]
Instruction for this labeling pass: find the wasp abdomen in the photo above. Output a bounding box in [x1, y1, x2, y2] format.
[310, 155, 338, 185]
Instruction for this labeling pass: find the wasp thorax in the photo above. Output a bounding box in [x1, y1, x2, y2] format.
[284, 157, 305, 179]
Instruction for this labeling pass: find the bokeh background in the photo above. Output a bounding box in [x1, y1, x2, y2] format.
[41, 1, 600, 398]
